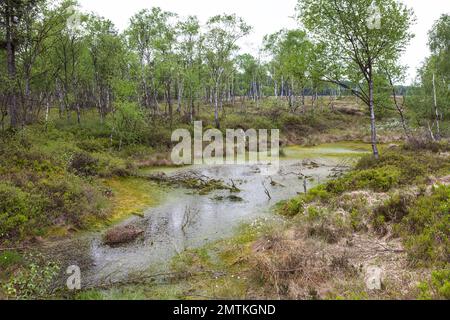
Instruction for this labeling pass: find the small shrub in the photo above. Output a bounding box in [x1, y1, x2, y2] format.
[404, 138, 450, 153]
[337, 193, 369, 214]
[373, 193, 414, 224]
[77, 138, 108, 153]
[38, 176, 107, 228]
[350, 209, 367, 232]
[356, 151, 450, 185]
[95, 153, 131, 177]
[372, 214, 387, 235]
[418, 269, 450, 300]
[279, 186, 332, 218]
[325, 166, 400, 194]
[306, 206, 325, 222]
[2, 253, 60, 300]
[119, 144, 154, 159]
[307, 223, 341, 244]
[279, 198, 306, 217]
[68, 152, 99, 177]
[0, 250, 23, 269]
[304, 185, 331, 202]
[281, 113, 331, 135]
[75, 290, 104, 300]
[400, 185, 450, 266]
[109, 166, 133, 177]
[107, 102, 149, 147]
[0, 183, 39, 239]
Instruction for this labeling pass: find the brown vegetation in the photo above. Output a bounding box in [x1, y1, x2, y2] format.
[103, 225, 144, 246]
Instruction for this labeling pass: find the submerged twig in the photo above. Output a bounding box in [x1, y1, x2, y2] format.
[262, 182, 272, 200]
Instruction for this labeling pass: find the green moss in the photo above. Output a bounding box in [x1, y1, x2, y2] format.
[75, 289, 105, 300]
[232, 223, 266, 245]
[94, 177, 165, 227]
[325, 166, 401, 194]
[171, 247, 213, 272]
[283, 142, 371, 159]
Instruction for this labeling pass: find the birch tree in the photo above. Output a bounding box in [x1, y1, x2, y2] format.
[177, 16, 202, 122]
[427, 14, 450, 140]
[0, 0, 41, 128]
[203, 14, 251, 128]
[297, 0, 414, 158]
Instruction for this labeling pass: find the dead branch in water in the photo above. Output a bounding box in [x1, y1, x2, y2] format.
[181, 206, 199, 234]
[138, 171, 240, 194]
[229, 179, 241, 192]
[262, 182, 272, 200]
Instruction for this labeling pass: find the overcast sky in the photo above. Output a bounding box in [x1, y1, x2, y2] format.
[78, 0, 450, 85]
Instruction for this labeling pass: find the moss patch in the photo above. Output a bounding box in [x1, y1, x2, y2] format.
[283, 142, 372, 160]
[96, 177, 166, 227]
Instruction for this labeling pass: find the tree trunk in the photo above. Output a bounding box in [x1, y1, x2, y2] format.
[432, 73, 441, 140]
[167, 83, 173, 129]
[369, 77, 379, 159]
[231, 78, 235, 106]
[301, 89, 306, 113]
[189, 96, 194, 123]
[214, 83, 220, 129]
[255, 81, 260, 109]
[141, 63, 150, 109]
[274, 79, 278, 98]
[388, 74, 410, 140]
[315, 89, 318, 109]
[56, 80, 64, 118]
[76, 104, 81, 125]
[290, 79, 297, 112]
[5, 7, 18, 129]
[45, 100, 50, 123]
[176, 80, 183, 113]
[153, 87, 159, 115]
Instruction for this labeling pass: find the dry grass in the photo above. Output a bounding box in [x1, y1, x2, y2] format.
[249, 223, 428, 299]
[251, 228, 356, 299]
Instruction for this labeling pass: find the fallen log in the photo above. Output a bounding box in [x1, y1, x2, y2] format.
[103, 225, 144, 246]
